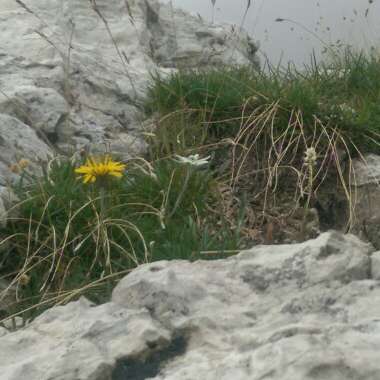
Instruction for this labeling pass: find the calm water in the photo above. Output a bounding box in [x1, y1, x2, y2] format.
[162, 0, 380, 67]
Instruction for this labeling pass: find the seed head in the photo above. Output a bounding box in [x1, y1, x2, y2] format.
[304, 147, 317, 166]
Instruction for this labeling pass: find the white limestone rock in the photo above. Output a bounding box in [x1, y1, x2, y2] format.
[0, 328, 7, 338]
[0, 114, 52, 185]
[371, 251, 380, 280]
[0, 113, 51, 223]
[0, 0, 258, 159]
[352, 154, 380, 248]
[353, 154, 380, 186]
[1, 232, 380, 380]
[0, 86, 68, 136]
[0, 297, 172, 380]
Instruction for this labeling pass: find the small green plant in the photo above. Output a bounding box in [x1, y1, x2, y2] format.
[145, 66, 257, 144]
[0, 154, 243, 322]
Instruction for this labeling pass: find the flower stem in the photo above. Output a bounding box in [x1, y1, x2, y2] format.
[169, 166, 191, 219]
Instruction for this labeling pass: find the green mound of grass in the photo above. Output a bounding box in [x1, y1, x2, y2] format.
[146, 50, 380, 156]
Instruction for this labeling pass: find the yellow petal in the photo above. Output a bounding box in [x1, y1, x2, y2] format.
[75, 155, 126, 184]
[75, 166, 92, 174]
[109, 171, 123, 178]
[83, 174, 96, 184]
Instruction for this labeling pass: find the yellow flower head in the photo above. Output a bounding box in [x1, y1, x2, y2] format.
[75, 155, 126, 184]
[9, 158, 30, 174]
[18, 159, 30, 169]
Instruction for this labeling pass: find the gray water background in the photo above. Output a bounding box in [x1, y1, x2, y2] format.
[162, 0, 380, 67]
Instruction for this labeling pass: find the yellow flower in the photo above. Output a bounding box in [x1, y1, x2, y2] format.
[9, 158, 30, 174]
[9, 163, 20, 174]
[75, 155, 126, 184]
[18, 159, 30, 169]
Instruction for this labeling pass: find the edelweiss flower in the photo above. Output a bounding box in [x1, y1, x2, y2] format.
[326, 68, 345, 78]
[173, 154, 211, 168]
[75, 155, 126, 184]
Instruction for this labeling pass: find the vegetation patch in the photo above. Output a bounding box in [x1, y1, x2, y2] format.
[0, 155, 242, 322]
[144, 49, 380, 244]
[1, 49, 380, 325]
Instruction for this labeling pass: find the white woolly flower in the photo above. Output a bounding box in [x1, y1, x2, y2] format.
[304, 147, 317, 166]
[325, 68, 345, 78]
[173, 154, 211, 168]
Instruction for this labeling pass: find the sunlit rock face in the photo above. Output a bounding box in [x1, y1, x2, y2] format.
[1, 232, 380, 380]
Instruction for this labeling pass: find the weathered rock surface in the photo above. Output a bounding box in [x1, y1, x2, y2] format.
[0, 114, 52, 183]
[0, 113, 52, 225]
[371, 251, 380, 280]
[352, 154, 380, 248]
[1, 232, 380, 380]
[0, 0, 258, 156]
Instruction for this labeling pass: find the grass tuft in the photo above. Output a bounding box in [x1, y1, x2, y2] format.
[0, 155, 243, 323]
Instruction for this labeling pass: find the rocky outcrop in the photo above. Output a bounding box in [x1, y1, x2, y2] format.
[0, 0, 258, 156]
[352, 154, 380, 248]
[1, 232, 380, 380]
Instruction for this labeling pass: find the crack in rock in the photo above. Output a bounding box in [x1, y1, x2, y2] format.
[112, 335, 188, 380]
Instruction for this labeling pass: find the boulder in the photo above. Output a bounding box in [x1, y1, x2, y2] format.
[1, 232, 380, 380]
[352, 154, 380, 248]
